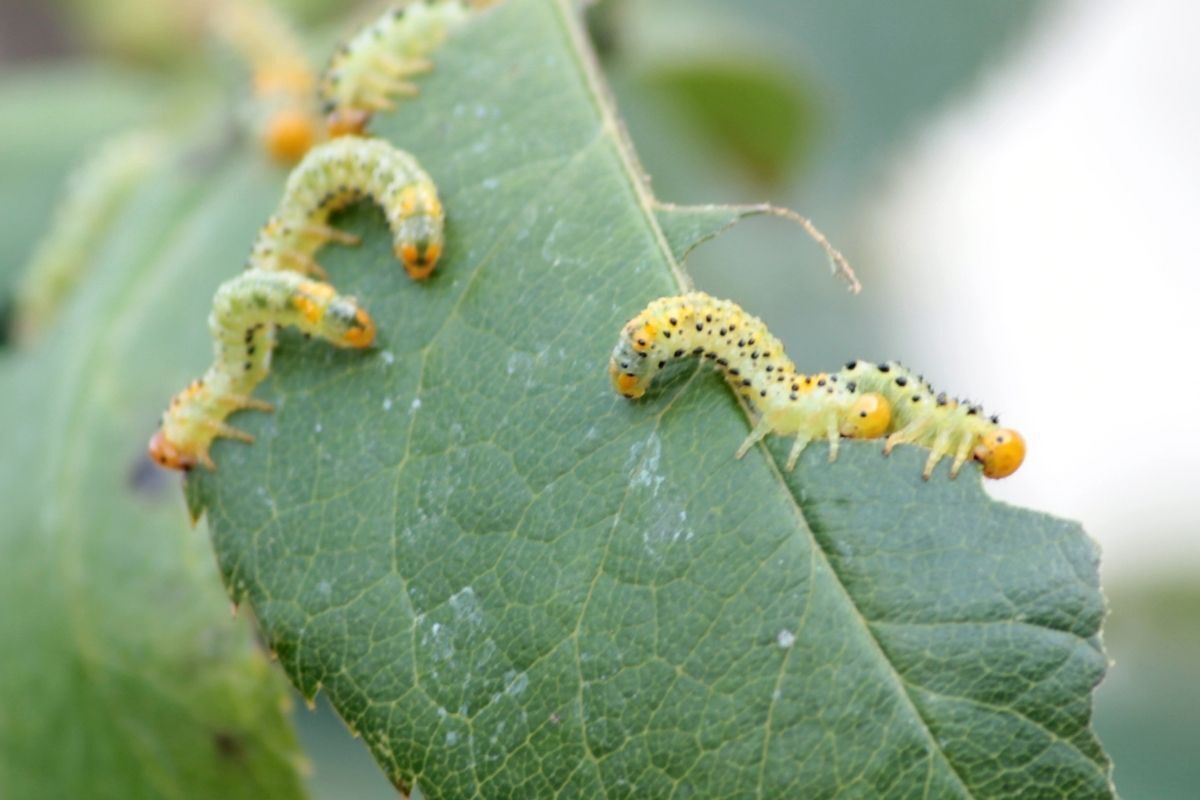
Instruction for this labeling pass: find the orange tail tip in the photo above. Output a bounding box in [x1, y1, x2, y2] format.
[344, 309, 377, 348]
[398, 243, 440, 280]
[263, 109, 319, 164]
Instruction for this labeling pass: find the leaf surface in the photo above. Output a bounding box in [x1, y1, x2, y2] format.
[187, 1, 1112, 796]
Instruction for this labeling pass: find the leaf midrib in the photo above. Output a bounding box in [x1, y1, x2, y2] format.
[554, 1, 974, 794]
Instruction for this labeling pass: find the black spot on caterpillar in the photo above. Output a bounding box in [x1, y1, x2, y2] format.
[610, 293, 1025, 479]
[149, 269, 375, 471]
[248, 137, 445, 280]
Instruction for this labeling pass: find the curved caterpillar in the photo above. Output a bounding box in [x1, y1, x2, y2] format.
[248, 136, 445, 280]
[610, 293, 1025, 479]
[14, 131, 165, 342]
[149, 269, 375, 471]
[211, 0, 322, 163]
[610, 293, 893, 471]
[318, 2, 474, 137]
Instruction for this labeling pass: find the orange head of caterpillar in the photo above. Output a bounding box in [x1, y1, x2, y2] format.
[148, 429, 197, 472]
[973, 427, 1025, 479]
[326, 107, 372, 138]
[609, 320, 661, 399]
[325, 296, 376, 348]
[262, 108, 319, 164]
[397, 239, 442, 280]
[839, 392, 891, 439]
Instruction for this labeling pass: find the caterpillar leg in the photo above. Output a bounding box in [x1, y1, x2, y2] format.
[786, 435, 812, 471]
[283, 251, 329, 279]
[883, 419, 930, 456]
[207, 420, 255, 444]
[226, 394, 274, 412]
[949, 435, 975, 478]
[825, 418, 840, 463]
[735, 417, 773, 461]
[377, 55, 433, 78]
[921, 430, 953, 480]
[304, 224, 361, 247]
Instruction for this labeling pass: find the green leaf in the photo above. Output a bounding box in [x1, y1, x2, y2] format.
[639, 60, 820, 185]
[0, 147, 308, 798]
[178, 0, 1109, 796]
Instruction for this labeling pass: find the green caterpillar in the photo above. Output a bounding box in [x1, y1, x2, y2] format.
[610, 293, 892, 471]
[247, 136, 445, 280]
[149, 269, 374, 471]
[611, 292, 1025, 479]
[319, 1, 476, 136]
[14, 131, 165, 341]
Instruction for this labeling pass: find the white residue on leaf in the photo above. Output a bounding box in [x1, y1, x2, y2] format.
[445, 731, 459, 747]
[410, 397, 422, 413]
[317, 580, 332, 597]
[482, 177, 499, 190]
[449, 586, 483, 627]
[382, 397, 393, 411]
[313, 422, 322, 434]
[504, 670, 529, 697]
[380, 350, 395, 365]
[506, 351, 537, 388]
[627, 433, 664, 495]
[777, 629, 796, 649]
[540, 218, 585, 268]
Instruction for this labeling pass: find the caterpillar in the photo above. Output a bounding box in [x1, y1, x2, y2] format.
[837, 359, 1025, 479]
[610, 292, 1025, 479]
[247, 136, 445, 280]
[149, 268, 375, 471]
[318, 1, 475, 137]
[610, 293, 893, 471]
[14, 131, 166, 342]
[211, 0, 323, 163]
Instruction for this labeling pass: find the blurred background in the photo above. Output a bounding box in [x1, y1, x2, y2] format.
[2, 0, 1196, 796]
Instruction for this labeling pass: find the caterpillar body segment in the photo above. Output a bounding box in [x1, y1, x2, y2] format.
[248, 137, 445, 280]
[609, 293, 892, 471]
[840, 360, 1026, 479]
[149, 269, 375, 471]
[319, 1, 473, 135]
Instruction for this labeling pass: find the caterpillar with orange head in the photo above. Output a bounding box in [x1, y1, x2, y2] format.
[611, 293, 893, 471]
[248, 136, 445, 280]
[149, 269, 375, 471]
[211, 0, 323, 163]
[610, 292, 1025, 479]
[319, 1, 486, 137]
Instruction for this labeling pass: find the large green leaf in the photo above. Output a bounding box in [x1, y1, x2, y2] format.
[178, 0, 1111, 796]
[0, 145, 308, 797]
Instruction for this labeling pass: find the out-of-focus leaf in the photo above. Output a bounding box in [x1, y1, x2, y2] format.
[0, 66, 167, 291]
[640, 60, 820, 186]
[0, 142, 308, 798]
